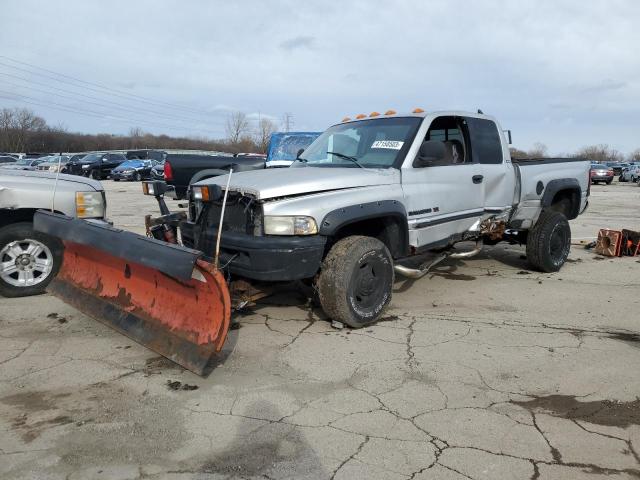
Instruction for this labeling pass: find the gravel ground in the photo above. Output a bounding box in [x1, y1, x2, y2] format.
[1, 179, 639, 479]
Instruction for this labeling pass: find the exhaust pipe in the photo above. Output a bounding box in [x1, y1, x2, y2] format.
[449, 239, 483, 259]
[394, 254, 448, 279]
[394, 240, 483, 279]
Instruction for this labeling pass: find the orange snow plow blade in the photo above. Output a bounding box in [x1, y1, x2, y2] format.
[34, 211, 231, 376]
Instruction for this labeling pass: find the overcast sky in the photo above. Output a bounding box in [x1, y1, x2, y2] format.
[1, 0, 639, 154]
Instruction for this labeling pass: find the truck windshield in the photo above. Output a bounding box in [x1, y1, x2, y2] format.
[299, 117, 421, 168]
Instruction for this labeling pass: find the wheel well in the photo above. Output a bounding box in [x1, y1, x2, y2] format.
[329, 216, 408, 259]
[548, 189, 580, 220]
[0, 208, 64, 229]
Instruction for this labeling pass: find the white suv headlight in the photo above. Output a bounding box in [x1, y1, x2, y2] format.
[76, 191, 105, 218]
[264, 216, 318, 235]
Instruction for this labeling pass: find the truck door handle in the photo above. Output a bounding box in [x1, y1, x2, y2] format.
[472, 175, 484, 184]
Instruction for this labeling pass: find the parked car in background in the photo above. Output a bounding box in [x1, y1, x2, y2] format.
[0, 155, 17, 164]
[620, 164, 640, 183]
[265, 131, 322, 168]
[0, 158, 46, 171]
[36, 155, 71, 173]
[590, 163, 614, 184]
[111, 159, 157, 181]
[605, 162, 626, 176]
[0, 169, 106, 297]
[66, 152, 127, 179]
[150, 161, 165, 180]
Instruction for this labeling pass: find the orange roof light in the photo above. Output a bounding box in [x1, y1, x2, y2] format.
[412, 108, 424, 113]
[355, 113, 367, 119]
[369, 111, 380, 117]
[341, 117, 351, 122]
[384, 110, 396, 115]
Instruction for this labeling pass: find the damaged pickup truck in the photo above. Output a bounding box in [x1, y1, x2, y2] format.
[162, 110, 590, 327]
[34, 110, 590, 374]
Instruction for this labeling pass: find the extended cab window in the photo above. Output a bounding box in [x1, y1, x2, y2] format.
[465, 117, 503, 164]
[424, 116, 470, 164]
[299, 117, 421, 168]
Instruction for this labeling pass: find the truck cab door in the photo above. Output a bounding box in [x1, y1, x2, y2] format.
[401, 115, 485, 248]
[464, 116, 516, 213]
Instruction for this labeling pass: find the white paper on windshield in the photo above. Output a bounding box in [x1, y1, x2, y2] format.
[371, 140, 404, 150]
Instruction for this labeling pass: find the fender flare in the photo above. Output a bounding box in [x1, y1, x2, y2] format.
[319, 200, 409, 257]
[540, 178, 582, 219]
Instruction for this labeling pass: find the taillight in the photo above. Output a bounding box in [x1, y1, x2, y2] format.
[164, 161, 173, 181]
[608, 169, 614, 175]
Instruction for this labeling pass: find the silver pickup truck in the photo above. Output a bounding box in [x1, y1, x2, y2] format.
[0, 170, 106, 297]
[151, 110, 590, 327]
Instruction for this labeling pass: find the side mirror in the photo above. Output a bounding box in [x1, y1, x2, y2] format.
[296, 148, 305, 158]
[413, 140, 446, 168]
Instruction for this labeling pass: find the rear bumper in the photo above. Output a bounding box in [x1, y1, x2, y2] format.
[591, 175, 613, 182]
[180, 222, 327, 282]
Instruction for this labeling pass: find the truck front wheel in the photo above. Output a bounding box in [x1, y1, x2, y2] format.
[0, 222, 63, 297]
[317, 235, 394, 328]
[526, 211, 571, 273]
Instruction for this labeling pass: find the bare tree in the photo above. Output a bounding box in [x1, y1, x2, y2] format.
[628, 149, 640, 162]
[129, 127, 144, 149]
[573, 144, 623, 163]
[0, 107, 46, 152]
[225, 111, 250, 145]
[527, 142, 548, 158]
[254, 118, 277, 153]
[509, 147, 528, 159]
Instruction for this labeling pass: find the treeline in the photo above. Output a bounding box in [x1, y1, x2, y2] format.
[0, 107, 275, 154]
[510, 142, 640, 163]
[2, 107, 640, 163]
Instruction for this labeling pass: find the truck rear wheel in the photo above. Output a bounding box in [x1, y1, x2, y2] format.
[0, 222, 63, 297]
[526, 211, 571, 273]
[317, 235, 393, 328]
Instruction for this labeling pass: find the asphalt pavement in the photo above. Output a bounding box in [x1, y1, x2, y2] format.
[1, 179, 639, 479]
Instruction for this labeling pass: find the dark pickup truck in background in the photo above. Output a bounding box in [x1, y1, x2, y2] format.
[66, 152, 128, 179]
[164, 153, 266, 199]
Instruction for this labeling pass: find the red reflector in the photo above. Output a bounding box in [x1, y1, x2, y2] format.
[164, 161, 173, 181]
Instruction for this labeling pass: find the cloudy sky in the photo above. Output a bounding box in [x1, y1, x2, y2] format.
[1, 0, 639, 154]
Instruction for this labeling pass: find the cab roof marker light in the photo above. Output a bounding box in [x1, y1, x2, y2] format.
[341, 117, 351, 122]
[369, 111, 380, 117]
[412, 108, 425, 113]
[385, 110, 396, 115]
[355, 114, 366, 119]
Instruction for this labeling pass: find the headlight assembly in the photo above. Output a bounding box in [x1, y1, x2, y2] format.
[76, 191, 105, 218]
[264, 216, 318, 235]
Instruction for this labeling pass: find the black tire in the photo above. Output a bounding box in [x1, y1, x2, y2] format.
[0, 222, 63, 297]
[317, 236, 394, 328]
[90, 170, 100, 180]
[113, 178, 120, 182]
[606, 179, 612, 185]
[526, 211, 571, 273]
[135, 172, 142, 181]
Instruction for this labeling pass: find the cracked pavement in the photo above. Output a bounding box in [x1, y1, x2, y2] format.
[1, 181, 640, 479]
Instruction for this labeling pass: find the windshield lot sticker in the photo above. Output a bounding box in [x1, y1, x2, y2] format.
[371, 140, 404, 150]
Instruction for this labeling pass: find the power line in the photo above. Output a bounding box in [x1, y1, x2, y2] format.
[0, 90, 223, 136]
[0, 55, 220, 117]
[0, 72, 227, 127]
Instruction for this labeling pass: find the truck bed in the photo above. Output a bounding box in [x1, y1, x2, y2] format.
[166, 154, 265, 199]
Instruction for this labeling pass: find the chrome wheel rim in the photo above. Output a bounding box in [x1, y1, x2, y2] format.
[0, 238, 53, 287]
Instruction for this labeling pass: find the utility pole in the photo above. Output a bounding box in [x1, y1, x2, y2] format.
[282, 112, 294, 132]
